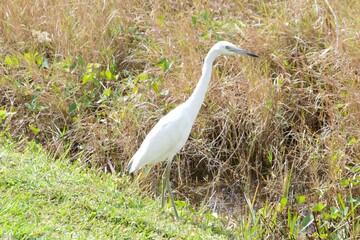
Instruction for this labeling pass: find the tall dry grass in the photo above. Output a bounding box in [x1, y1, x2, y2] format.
[1, 0, 359, 216]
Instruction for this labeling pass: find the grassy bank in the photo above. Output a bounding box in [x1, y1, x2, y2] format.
[0, 135, 235, 239]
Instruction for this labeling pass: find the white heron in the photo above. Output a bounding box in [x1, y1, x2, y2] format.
[127, 41, 258, 219]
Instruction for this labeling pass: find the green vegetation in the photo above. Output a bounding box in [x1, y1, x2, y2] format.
[1, 0, 359, 238]
[0, 135, 234, 239]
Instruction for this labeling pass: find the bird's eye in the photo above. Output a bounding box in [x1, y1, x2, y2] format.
[225, 46, 230, 50]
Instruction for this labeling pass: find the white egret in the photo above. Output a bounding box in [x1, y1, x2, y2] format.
[127, 41, 258, 219]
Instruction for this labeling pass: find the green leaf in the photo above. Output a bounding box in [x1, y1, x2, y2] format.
[0, 109, 5, 117]
[157, 58, 171, 73]
[340, 179, 350, 187]
[103, 88, 111, 97]
[76, 55, 84, 67]
[337, 194, 345, 212]
[51, 84, 61, 94]
[24, 52, 31, 61]
[5, 55, 13, 67]
[0, 109, 8, 121]
[82, 74, 91, 84]
[296, 195, 306, 204]
[300, 213, 314, 232]
[70, 61, 77, 71]
[175, 200, 187, 208]
[346, 196, 360, 204]
[347, 137, 358, 146]
[12, 55, 19, 66]
[352, 165, 360, 173]
[336, 103, 344, 109]
[105, 69, 113, 80]
[41, 57, 49, 69]
[191, 16, 197, 25]
[280, 197, 288, 207]
[151, 81, 159, 94]
[200, 11, 210, 21]
[92, 77, 100, 87]
[134, 73, 149, 84]
[29, 124, 41, 135]
[131, 85, 138, 94]
[267, 150, 273, 164]
[201, 32, 210, 40]
[312, 203, 326, 212]
[68, 102, 77, 114]
[36, 56, 43, 67]
[329, 206, 341, 219]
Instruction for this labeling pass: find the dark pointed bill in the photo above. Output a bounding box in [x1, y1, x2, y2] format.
[232, 47, 259, 58]
[244, 52, 259, 58]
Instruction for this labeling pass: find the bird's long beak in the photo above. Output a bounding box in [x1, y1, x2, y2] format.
[232, 48, 259, 58]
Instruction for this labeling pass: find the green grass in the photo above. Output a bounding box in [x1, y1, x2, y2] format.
[0, 136, 234, 239]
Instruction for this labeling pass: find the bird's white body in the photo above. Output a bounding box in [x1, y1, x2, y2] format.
[128, 43, 216, 173]
[128, 100, 194, 173]
[127, 41, 258, 219]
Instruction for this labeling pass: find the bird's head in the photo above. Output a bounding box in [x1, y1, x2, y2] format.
[212, 41, 258, 58]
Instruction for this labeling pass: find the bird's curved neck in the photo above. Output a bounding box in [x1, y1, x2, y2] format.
[187, 50, 217, 118]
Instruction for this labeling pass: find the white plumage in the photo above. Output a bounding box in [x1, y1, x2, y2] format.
[127, 41, 258, 219]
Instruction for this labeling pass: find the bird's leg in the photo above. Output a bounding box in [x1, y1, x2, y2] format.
[161, 167, 167, 208]
[161, 159, 179, 219]
[161, 158, 172, 208]
[167, 174, 179, 219]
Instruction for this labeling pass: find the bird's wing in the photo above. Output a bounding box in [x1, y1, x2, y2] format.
[128, 105, 193, 172]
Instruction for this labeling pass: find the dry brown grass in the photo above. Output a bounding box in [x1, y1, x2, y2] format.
[1, 0, 359, 221]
